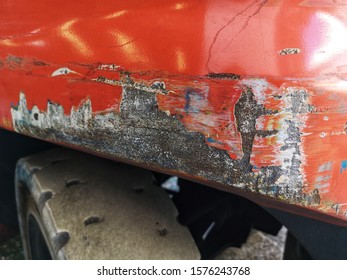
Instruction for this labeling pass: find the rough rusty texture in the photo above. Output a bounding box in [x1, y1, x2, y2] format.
[10, 75, 322, 211]
[3, 0, 347, 225]
[234, 87, 277, 168]
[279, 48, 301, 55]
[275, 88, 315, 201]
[12, 89, 238, 185]
[206, 73, 241, 80]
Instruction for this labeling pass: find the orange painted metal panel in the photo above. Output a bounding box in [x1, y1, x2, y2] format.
[1, 0, 347, 223]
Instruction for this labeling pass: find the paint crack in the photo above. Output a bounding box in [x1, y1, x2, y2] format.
[205, 0, 268, 72]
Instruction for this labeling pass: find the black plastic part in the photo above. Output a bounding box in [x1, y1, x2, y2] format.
[172, 179, 282, 259]
[283, 231, 312, 260]
[0, 129, 54, 225]
[28, 215, 52, 260]
[267, 208, 347, 259]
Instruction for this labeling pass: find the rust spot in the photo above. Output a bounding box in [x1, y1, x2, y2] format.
[33, 59, 50, 67]
[234, 87, 276, 168]
[95, 74, 170, 95]
[6, 56, 24, 70]
[279, 48, 301, 55]
[207, 72, 241, 80]
[9, 80, 317, 212]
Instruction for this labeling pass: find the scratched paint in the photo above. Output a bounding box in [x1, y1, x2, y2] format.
[3, 55, 347, 221]
[8, 61, 347, 221]
[3, 0, 347, 223]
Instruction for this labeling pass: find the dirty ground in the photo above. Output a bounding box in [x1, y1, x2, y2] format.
[0, 228, 287, 260]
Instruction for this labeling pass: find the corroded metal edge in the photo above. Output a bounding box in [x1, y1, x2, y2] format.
[10, 69, 343, 222]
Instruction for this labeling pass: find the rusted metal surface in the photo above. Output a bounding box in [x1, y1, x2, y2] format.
[1, 0, 347, 223]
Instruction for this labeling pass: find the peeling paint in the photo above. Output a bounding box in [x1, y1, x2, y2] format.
[274, 87, 313, 194]
[97, 64, 120, 71]
[6, 52, 347, 222]
[11, 90, 237, 186]
[279, 48, 301, 55]
[51, 67, 78, 77]
[318, 162, 332, 173]
[94, 75, 170, 95]
[10, 75, 327, 215]
[207, 73, 241, 80]
[6, 56, 24, 69]
[2, 1, 347, 224]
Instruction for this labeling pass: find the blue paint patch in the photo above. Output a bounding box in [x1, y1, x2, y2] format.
[269, 185, 279, 195]
[184, 88, 192, 113]
[206, 137, 224, 145]
[184, 88, 205, 114]
[340, 160, 347, 173]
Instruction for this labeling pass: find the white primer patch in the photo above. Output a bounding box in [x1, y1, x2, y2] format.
[241, 79, 269, 105]
[51, 67, 78, 77]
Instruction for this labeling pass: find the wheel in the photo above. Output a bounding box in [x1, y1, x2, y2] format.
[15, 148, 199, 259]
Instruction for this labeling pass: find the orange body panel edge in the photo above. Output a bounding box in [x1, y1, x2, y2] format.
[1, 0, 347, 225]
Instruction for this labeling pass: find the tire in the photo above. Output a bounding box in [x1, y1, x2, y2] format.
[15, 148, 199, 259]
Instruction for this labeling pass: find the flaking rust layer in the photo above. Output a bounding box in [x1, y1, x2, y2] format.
[11, 73, 327, 216]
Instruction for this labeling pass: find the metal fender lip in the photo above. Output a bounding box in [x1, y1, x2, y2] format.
[2, 1, 347, 225]
[8, 76, 347, 227]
